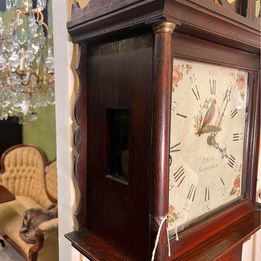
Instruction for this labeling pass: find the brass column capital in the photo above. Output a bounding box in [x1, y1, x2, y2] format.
[152, 21, 176, 34]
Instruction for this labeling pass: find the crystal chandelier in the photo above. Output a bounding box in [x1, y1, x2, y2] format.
[0, 0, 55, 123]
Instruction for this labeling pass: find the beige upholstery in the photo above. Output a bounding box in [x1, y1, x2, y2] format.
[45, 161, 57, 203]
[0, 145, 58, 261]
[0, 196, 43, 255]
[1, 146, 52, 209]
[37, 218, 59, 261]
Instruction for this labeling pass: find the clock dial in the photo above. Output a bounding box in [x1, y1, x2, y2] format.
[168, 59, 248, 232]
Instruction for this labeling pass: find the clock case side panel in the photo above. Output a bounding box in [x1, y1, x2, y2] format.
[67, 32, 155, 260]
[169, 32, 260, 260]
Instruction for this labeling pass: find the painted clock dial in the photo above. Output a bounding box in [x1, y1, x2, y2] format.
[168, 58, 248, 232]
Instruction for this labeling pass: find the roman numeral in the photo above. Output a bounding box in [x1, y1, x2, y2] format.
[176, 113, 187, 118]
[220, 178, 225, 186]
[171, 100, 177, 111]
[228, 155, 236, 168]
[170, 142, 181, 153]
[187, 184, 197, 201]
[209, 79, 216, 95]
[190, 75, 200, 101]
[232, 133, 243, 141]
[220, 178, 227, 196]
[173, 165, 185, 182]
[233, 133, 240, 141]
[176, 175, 186, 187]
[231, 109, 238, 119]
[192, 85, 200, 101]
[205, 187, 210, 202]
[169, 182, 174, 191]
[170, 165, 186, 190]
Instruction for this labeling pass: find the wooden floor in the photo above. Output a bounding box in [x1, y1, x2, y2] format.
[0, 238, 24, 261]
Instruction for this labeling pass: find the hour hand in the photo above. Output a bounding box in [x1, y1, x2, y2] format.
[214, 85, 232, 128]
[197, 125, 221, 136]
[207, 134, 228, 159]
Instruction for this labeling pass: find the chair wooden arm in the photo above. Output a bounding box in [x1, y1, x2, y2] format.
[28, 218, 59, 261]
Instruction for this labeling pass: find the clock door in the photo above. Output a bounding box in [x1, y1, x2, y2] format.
[158, 32, 261, 260]
[86, 35, 153, 258]
[168, 58, 249, 232]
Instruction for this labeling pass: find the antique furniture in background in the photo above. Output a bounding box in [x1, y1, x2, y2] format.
[66, 0, 260, 260]
[0, 185, 15, 247]
[45, 160, 58, 205]
[0, 185, 15, 204]
[0, 145, 58, 261]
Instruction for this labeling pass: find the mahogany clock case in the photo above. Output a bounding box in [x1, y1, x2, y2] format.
[66, 31, 260, 260]
[66, 0, 261, 260]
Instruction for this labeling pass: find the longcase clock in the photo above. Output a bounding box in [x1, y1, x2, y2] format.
[66, 0, 260, 260]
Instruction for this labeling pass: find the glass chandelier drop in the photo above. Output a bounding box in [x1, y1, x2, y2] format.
[0, 0, 55, 122]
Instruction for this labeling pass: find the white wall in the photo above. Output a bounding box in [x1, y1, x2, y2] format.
[52, 0, 80, 260]
[53, 0, 89, 260]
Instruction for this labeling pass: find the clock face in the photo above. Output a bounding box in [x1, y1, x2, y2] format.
[168, 58, 248, 232]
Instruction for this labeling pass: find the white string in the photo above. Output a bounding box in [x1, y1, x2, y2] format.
[151, 214, 179, 261]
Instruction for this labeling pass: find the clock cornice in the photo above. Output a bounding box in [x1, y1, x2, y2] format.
[68, 0, 260, 53]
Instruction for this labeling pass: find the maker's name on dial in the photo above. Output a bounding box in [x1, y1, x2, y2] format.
[198, 156, 218, 172]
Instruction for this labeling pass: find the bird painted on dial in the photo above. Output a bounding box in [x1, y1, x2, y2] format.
[198, 99, 216, 136]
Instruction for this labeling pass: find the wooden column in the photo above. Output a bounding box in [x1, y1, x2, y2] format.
[151, 21, 176, 260]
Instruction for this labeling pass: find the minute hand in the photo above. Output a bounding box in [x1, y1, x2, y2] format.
[215, 85, 232, 129]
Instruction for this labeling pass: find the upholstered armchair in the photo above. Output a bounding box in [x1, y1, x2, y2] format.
[0, 145, 58, 261]
[45, 161, 58, 205]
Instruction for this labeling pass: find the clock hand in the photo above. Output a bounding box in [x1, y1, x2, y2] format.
[214, 85, 232, 134]
[207, 134, 229, 159]
[198, 99, 216, 136]
[205, 85, 233, 155]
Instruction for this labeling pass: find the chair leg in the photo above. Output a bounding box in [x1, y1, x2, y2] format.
[0, 239, 5, 247]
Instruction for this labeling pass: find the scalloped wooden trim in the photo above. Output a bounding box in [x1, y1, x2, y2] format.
[74, 43, 88, 228]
